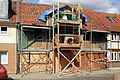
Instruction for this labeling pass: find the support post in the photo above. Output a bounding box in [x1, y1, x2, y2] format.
[57, 2, 60, 72]
[90, 19, 93, 72]
[85, 32, 87, 70]
[78, 9, 82, 70]
[20, 26, 23, 73]
[110, 27, 112, 69]
[28, 52, 30, 73]
[52, 5, 55, 73]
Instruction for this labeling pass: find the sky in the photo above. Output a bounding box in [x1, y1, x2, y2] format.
[26, 0, 120, 14]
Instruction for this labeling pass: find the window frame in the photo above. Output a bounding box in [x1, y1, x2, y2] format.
[111, 52, 117, 61]
[0, 51, 8, 64]
[118, 52, 120, 61]
[0, 26, 8, 35]
[111, 33, 117, 41]
[106, 16, 116, 23]
[118, 34, 120, 41]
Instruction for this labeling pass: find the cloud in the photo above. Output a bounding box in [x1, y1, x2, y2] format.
[38, 0, 111, 10]
[106, 7, 119, 14]
[38, 0, 120, 14]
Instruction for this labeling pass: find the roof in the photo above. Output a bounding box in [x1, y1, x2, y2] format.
[9, 2, 53, 26]
[84, 9, 120, 32]
[9, 2, 120, 32]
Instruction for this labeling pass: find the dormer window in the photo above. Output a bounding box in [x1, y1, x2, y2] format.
[106, 16, 116, 23]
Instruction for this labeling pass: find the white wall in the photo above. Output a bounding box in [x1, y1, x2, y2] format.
[107, 34, 120, 49]
[0, 27, 17, 43]
[107, 41, 119, 49]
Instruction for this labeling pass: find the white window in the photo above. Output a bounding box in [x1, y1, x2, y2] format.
[0, 51, 8, 64]
[119, 35, 120, 40]
[111, 52, 117, 61]
[118, 52, 120, 61]
[111, 34, 117, 41]
[0, 26, 8, 35]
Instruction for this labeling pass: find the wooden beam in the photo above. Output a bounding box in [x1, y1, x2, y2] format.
[60, 43, 80, 47]
[56, 34, 80, 37]
[57, 19, 80, 25]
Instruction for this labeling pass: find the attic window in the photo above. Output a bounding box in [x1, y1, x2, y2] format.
[106, 16, 116, 23]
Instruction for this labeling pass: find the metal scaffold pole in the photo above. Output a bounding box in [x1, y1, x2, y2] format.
[90, 19, 93, 72]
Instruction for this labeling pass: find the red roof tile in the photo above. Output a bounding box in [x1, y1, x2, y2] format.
[9, 2, 120, 32]
[84, 9, 120, 32]
[10, 2, 53, 26]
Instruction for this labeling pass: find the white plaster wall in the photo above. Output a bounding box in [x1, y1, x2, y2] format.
[107, 34, 111, 40]
[0, 27, 17, 43]
[107, 41, 118, 49]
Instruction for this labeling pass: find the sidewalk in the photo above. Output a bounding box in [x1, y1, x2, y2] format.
[8, 69, 119, 80]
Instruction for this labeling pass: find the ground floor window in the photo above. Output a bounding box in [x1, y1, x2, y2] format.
[107, 51, 118, 61]
[111, 52, 117, 61]
[118, 52, 120, 61]
[0, 51, 8, 64]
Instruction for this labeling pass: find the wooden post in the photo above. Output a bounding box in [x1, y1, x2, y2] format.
[72, 8, 74, 20]
[85, 32, 87, 70]
[28, 52, 30, 73]
[110, 26, 112, 69]
[72, 8, 74, 34]
[57, 2, 60, 72]
[52, 6, 55, 73]
[78, 9, 82, 69]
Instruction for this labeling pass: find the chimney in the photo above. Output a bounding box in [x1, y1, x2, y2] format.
[22, 0, 26, 3]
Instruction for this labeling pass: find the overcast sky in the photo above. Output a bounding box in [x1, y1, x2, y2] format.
[26, 0, 120, 14]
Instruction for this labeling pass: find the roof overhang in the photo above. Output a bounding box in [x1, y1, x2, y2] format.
[86, 30, 110, 33]
[22, 25, 50, 29]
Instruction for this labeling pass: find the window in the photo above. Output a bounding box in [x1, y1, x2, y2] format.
[111, 34, 117, 41]
[119, 35, 120, 40]
[0, 51, 8, 64]
[0, 26, 8, 35]
[118, 52, 120, 61]
[106, 16, 116, 23]
[111, 52, 117, 61]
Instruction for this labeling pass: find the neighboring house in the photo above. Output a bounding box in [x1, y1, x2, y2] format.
[84, 9, 120, 68]
[0, 1, 53, 73]
[0, 0, 18, 73]
[0, 22, 17, 73]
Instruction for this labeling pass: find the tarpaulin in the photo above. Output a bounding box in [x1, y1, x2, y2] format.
[38, 5, 65, 22]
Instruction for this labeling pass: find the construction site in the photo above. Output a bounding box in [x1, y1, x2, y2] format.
[1, 0, 120, 79]
[17, 2, 113, 77]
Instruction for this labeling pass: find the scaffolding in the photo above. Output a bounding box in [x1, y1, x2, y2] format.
[51, 2, 111, 77]
[51, 2, 83, 77]
[17, 2, 112, 77]
[18, 24, 53, 76]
